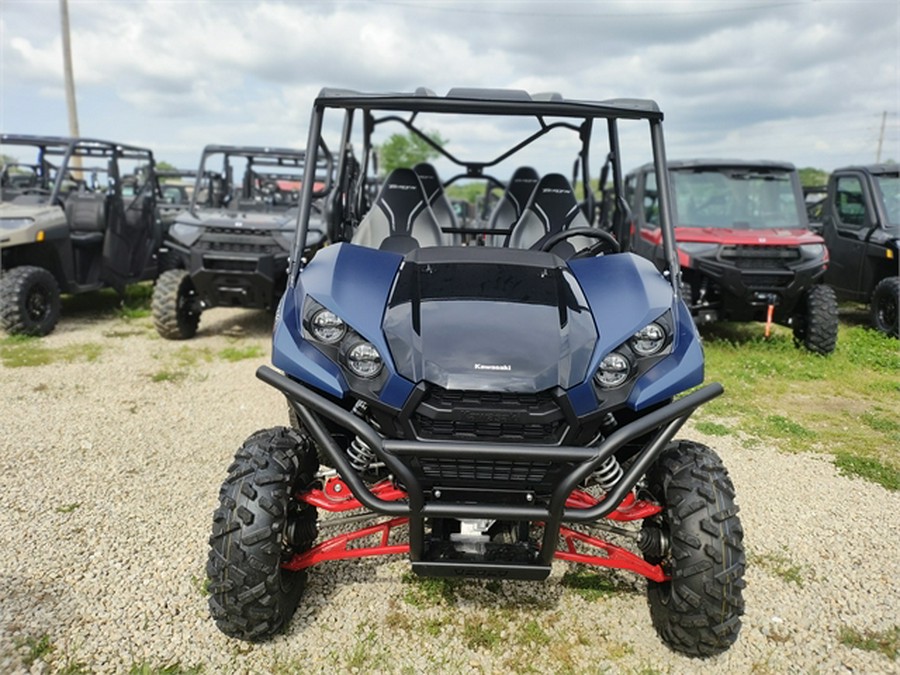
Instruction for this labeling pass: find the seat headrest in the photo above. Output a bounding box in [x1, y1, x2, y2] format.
[521, 173, 583, 231]
[375, 168, 429, 236]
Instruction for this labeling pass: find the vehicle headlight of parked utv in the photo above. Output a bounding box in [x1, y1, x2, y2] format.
[205, 88, 746, 660]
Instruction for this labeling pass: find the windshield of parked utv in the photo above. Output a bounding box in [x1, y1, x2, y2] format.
[670, 168, 803, 229]
[876, 175, 900, 228]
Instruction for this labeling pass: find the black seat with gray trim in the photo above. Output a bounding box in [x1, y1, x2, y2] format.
[507, 173, 592, 253]
[65, 191, 108, 246]
[487, 166, 540, 246]
[351, 168, 445, 253]
[413, 163, 460, 244]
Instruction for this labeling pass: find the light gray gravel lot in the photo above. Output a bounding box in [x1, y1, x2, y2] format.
[1, 305, 898, 674]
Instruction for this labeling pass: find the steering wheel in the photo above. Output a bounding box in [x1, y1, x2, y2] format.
[537, 227, 620, 258]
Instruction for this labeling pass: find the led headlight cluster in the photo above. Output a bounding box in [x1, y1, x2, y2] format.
[310, 308, 346, 344]
[305, 301, 384, 379]
[594, 316, 672, 390]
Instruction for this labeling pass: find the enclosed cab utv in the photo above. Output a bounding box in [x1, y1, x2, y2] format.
[0, 134, 165, 336]
[151, 145, 333, 339]
[206, 88, 746, 657]
[811, 164, 899, 337]
[624, 159, 838, 354]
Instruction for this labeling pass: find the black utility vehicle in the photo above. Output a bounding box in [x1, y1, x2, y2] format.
[0, 134, 165, 335]
[206, 88, 746, 657]
[810, 164, 899, 337]
[625, 159, 838, 354]
[151, 145, 332, 339]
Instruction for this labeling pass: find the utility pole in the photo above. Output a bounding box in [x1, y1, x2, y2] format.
[60, 0, 81, 170]
[876, 110, 886, 163]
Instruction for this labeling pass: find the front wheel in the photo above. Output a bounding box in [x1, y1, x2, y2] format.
[871, 276, 899, 338]
[207, 427, 319, 640]
[151, 269, 200, 339]
[792, 284, 838, 355]
[642, 441, 745, 657]
[0, 266, 62, 336]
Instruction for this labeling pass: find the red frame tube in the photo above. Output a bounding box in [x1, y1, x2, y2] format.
[285, 476, 668, 581]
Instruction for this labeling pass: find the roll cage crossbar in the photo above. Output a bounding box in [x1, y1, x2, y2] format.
[289, 88, 680, 298]
[0, 134, 158, 204]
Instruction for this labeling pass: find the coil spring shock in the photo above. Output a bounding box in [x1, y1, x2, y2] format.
[347, 435, 377, 472]
[347, 400, 378, 472]
[591, 455, 623, 493]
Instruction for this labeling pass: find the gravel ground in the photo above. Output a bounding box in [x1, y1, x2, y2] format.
[1, 305, 898, 674]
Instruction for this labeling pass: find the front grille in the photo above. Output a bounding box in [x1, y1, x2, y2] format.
[203, 257, 257, 272]
[418, 457, 552, 483]
[197, 228, 281, 255]
[743, 272, 794, 290]
[412, 388, 567, 444]
[720, 245, 801, 270]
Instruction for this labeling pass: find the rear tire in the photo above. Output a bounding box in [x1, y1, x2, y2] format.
[642, 441, 745, 657]
[152, 269, 200, 339]
[0, 266, 61, 336]
[792, 284, 838, 355]
[871, 276, 899, 338]
[207, 427, 319, 640]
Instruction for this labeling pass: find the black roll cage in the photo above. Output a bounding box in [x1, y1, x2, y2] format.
[0, 133, 159, 205]
[289, 87, 680, 297]
[188, 143, 335, 216]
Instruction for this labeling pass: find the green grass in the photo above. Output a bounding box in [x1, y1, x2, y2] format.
[698, 322, 900, 490]
[401, 571, 459, 607]
[560, 569, 635, 601]
[119, 283, 154, 319]
[462, 614, 504, 650]
[18, 633, 53, 667]
[838, 625, 899, 660]
[55, 503, 81, 514]
[219, 344, 264, 362]
[752, 550, 808, 586]
[0, 335, 103, 368]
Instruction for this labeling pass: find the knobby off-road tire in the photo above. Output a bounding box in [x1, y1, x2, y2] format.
[207, 427, 319, 641]
[792, 284, 838, 355]
[0, 266, 61, 336]
[642, 441, 745, 657]
[151, 269, 200, 339]
[871, 276, 899, 338]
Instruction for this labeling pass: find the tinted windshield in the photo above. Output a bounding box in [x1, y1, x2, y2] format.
[876, 175, 900, 227]
[671, 168, 804, 229]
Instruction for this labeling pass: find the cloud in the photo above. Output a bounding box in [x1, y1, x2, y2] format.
[1, 0, 897, 169]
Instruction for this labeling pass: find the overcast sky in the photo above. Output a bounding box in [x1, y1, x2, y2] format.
[1, 0, 898, 174]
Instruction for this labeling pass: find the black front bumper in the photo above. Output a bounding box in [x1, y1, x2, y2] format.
[690, 247, 826, 321]
[169, 231, 289, 310]
[258, 366, 723, 579]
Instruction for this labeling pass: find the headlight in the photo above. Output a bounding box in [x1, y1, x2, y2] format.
[310, 309, 346, 344]
[0, 218, 33, 231]
[345, 341, 383, 378]
[677, 242, 718, 256]
[171, 222, 204, 246]
[594, 352, 631, 389]
[799, 243, 826, 260]
[630, 322, 666, 356]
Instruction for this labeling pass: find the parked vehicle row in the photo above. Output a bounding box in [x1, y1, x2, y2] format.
[0, 134, 168, 335]
[4, 90, 895, 661]
[809, 164, 899, 338]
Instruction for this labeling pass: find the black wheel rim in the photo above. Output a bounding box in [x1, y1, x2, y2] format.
[876, 293, 897, 329]
[177, 281, 199, 321]
[26, 285, 50, 323]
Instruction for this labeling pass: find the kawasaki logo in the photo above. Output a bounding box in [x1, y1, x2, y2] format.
[474, 363, 512, 371]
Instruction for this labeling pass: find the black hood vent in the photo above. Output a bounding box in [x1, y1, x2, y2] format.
[383, 248, 598, 393]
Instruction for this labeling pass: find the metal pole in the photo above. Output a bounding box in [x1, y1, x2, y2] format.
[60, 0, 81, 172]
[876, 110, 886, 163]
